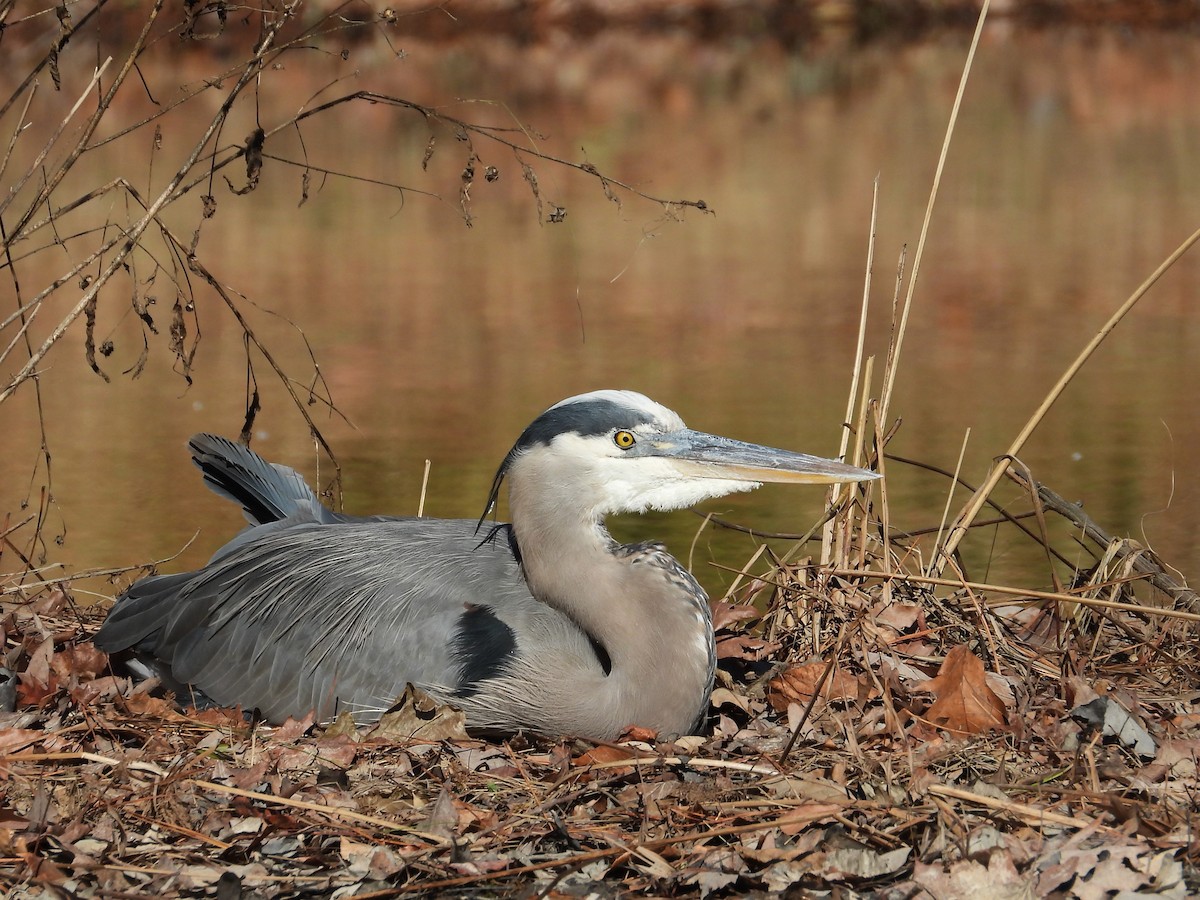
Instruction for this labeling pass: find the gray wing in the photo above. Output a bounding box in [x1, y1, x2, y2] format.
[95, 434, 581, 723]
[94, 517, 554, 722]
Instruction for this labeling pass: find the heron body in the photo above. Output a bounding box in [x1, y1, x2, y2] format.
[95, 390, 877, 740]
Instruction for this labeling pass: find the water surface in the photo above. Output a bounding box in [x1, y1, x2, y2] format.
[2, 27, 1197, 600]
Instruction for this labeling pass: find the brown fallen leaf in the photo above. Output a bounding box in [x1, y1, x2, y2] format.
[274, 711, 317, 740]
[715, 633, 774, 662]
[122, 691, 188, 720]
[811, 845, 911, 882]
[0, 727, 44, 755]
[914, 853, 1033, 900]
[711, 601, 761, 632]
[573, 743, 638, 767]
[768, 662, 868, 712]
[923, 645, 1008, 735]
[23, 850, 69, 885]
[51, 644, 108, 680]
[16, 671, 59, 708]
[23, 638, 54, 686]
[369, 684, 468, 742]
[31, 588, 69, 617]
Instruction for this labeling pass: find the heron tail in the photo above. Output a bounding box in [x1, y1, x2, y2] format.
[189, 434, 329, 526]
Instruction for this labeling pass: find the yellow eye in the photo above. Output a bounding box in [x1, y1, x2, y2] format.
[613, 430, 636, 449]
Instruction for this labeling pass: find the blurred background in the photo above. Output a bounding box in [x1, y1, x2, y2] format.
[1, 1, 1197, 601]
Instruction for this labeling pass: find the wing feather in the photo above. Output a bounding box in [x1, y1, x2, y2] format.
[97, 518, 536, 722]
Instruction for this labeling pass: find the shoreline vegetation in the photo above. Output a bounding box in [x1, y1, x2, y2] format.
[4, 0, 1200, 51]
[2, 1, 1198, 897]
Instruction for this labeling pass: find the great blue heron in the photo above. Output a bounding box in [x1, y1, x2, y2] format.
[95, 390, 878, 740]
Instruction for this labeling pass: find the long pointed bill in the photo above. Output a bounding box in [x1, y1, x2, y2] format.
[652, 429, 880, 485]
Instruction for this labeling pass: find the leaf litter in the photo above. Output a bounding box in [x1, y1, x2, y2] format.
[2, 1, 1198, 895]
[2, 498, 1197, 899]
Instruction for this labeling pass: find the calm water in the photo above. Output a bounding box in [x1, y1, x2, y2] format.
[2, 26, 1198, 601]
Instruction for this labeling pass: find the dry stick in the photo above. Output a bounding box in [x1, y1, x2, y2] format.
[0, 76, 38, 191]
[841, 356, 875, 567]
[147, 226, 344, 492]
[854, 403, 878, 570]
[892, 511, 1038, 540]
[925, 428, 971, 577]
[926, 783, 1116, 834]
[0, 5, 296, 405]
[720, 541, 768, 603]
[886, 453, 1079, 569]
[2, 750, 166, 778]
[878, 0, 990, 425]
[8, 0, 165, 241]
[1006, 457, 1066, 594]
[0, 57, 113, 228]
[822, 177, 879, 565]
[417, 460, 432, 517]
[829, 569, 1200, 624]
[687, 511, 714, 575]
[580, 755, 780, 777]
[0, 227, 132, 369]
[382, 805, 844, 896]
[1007, 469, 1200, 610]
[155, 87, 705, 228]
[0, 0, 108, 124]
[935, 220, 1200, 575]
[190, 779, 452, 846]
[1, 532, 199, 596]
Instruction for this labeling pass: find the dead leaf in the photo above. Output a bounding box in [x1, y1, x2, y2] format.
[23, 850, 68, 884]
[923, 645, 1008, 735]
[51, 645, 108, 680]
[369, 685, 467, 742]
[762, 860, 810, 893]
[768, 662, 867, 711]
[711, 601, 761, 631]
[710, 686, 751, 713]
[322, 709, 360, 738]
[813, 845, 911, 881]
[16, 671, 58, 707]
[31, 588, 69, 617]
[0, 728, 44, 754]
[340, 836, 407, 878]
[767, 774, 852, 804]
[777, 802, 845, 835]
[23, 638, 54, 686]
[274, 711, 317, 740]
[715, 633, 773, 661]
[685, 848, 745, 898]
[914, 853, 1033, 899]
[618, 724, 658, 743]
[1070, 697, 1157, 758]
[420, 785, 461, 839]
[573, 744, 637, 767]
[873, 601, 924, 633]
[1141, 739, 1200, 782]
[122, 691, 187, 720]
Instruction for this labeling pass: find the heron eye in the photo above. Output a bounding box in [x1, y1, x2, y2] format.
[613, 430, 636, 449]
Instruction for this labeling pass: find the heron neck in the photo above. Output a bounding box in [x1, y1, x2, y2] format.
[507, 478, 713, 735]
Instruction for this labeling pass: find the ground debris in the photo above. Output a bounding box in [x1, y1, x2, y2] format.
[2, 558, 1198, 898]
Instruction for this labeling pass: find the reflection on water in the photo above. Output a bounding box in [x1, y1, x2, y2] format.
[2, 27, 1197, 600]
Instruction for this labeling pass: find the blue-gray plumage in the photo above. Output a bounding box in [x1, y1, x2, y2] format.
[94, 390, 879, 740]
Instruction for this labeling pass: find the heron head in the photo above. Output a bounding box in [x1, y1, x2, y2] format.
[482, 390, 879, 523]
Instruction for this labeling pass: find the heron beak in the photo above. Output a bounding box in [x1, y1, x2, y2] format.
[653, 429, 880, 485]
